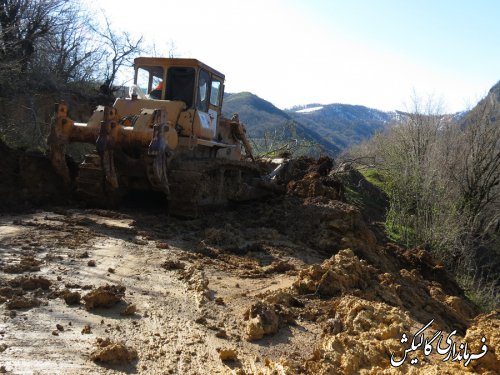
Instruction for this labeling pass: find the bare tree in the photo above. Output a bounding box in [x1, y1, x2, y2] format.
[43, 7, 102, 84]
[0, 0, 107, 148]
[93, 16, 143, 96]
[28, 2, 106, 90]
[0, 0, 67, 73]
[372, 96, 444, 246]
[454, 97, 500, 233]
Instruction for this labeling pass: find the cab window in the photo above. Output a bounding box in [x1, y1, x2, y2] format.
[136, 68, 150, 94]
[136, 66, 164, 99]
[210, 79, 221, 106]
[196, 69, 210, 112]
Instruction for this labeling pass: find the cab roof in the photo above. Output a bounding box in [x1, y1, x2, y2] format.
[134, 57, 225, 80]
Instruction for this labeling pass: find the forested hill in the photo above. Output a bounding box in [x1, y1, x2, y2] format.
[221, 92, 397, 154]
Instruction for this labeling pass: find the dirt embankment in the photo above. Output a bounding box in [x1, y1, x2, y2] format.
[0, 150, 498, 374]
[0, 140, 70, 210]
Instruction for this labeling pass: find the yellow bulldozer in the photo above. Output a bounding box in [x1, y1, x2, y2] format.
[48, 57, 280, 216]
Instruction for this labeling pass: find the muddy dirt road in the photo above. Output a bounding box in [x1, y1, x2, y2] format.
[0, 198, 498, 374]
[0, 205, 326, 374]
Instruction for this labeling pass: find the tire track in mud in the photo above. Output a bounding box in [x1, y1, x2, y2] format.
[79, 235, 224, 374]
[0, 211, 206, 374]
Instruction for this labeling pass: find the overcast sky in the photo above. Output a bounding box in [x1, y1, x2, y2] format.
[88, 0, 500, 113]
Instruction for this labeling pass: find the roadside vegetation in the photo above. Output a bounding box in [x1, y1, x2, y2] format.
[345, 90, 500, 310]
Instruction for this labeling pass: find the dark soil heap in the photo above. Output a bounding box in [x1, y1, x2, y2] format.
[0, 140, 68, 210]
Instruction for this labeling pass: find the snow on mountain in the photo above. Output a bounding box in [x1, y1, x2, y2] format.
[295, 106, 324, 113]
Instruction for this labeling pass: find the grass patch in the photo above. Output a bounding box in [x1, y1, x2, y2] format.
[358, 167, 387, 192]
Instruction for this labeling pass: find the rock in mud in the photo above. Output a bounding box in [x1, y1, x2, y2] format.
[8, 276, 51, 290]
[61, 290, 81, 305]
[263, 260, 296, 274]
[91, 338, 138, 364]
[293, 248, 375, 297]
[83, 284, 125, 310]
[244, 301, 281, 341]
[3, 256, 41, 274]
[6, 296, 41, 310]
[265, 290, 304, 311]
[161, 260, 185, 270]
[120, 304, 137, 316]
[215, 329, 228, 338]
[217, 348, 238, 361]
[0, 287, 23, 298]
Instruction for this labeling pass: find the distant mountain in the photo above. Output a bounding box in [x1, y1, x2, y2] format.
[221, 92, 397, 155]
[287, 104, 397, 150]
[222, 92, 341, 154]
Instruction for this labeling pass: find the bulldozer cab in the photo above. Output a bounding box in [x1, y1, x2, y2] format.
[133, 57, 225, 118]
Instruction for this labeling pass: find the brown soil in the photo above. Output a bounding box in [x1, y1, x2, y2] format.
[8, 276, 51, 290]
[3, 256, 42, 274]
[90, 338, 138, 364]
[6, 296, 42, 310]
[0, 139, 69, 210]
[82, 285, 126, 310]
[0, 149, 498, 374]
[61, 290, 81, 305]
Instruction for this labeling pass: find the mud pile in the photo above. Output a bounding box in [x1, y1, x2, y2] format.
[293, 248, 476, 332]
[0, 255, 54, 313]
[283, 156, 344, 201]
[196, 156, 498, 374]
[243, 248, 496, 374]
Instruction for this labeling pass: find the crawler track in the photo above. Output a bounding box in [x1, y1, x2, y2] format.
[74, 154, 265, 216]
